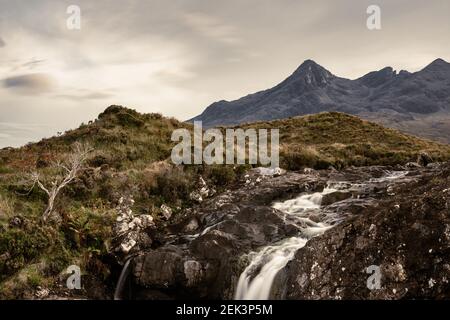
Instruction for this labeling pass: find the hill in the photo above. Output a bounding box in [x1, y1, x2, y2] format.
[0, 106, 449, 299]
[239, 112, 450, 170]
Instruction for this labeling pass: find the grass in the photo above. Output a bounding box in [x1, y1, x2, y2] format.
[0, 106, 449, 298]
[239, 112, 450, 170]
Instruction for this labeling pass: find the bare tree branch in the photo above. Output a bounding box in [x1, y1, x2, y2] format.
[29, 142, 93, 222]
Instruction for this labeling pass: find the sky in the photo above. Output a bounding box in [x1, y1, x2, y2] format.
[1, 0, 450, 147]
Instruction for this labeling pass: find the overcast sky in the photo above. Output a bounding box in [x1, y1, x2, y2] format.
[1, 0, 450, 147]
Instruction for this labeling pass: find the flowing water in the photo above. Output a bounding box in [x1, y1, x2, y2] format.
[234, 185, 337, 300]
[114, 258, 131, 300]
[234, 172, 408, 300]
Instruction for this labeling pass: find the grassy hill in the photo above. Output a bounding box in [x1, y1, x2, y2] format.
[240, 112, 450, 170]
[1, 106, 449, 298]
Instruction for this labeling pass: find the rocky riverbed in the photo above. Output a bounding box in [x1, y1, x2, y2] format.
[115, 162, 449, 300]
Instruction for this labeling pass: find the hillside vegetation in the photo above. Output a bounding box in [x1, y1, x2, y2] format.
[0, 106, 449, 298]
[240, 112, 450, 170]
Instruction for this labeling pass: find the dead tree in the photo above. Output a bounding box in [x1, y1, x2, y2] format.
[30, 142, 92, 221]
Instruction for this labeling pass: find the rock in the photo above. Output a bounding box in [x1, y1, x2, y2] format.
[183, 218, 199, 232]
[133, 248, 185, 288]
[120, 232, 138, 254]
[35, 287, 50, 299]
[9, 216, 23, 228]
[140, 215, 155, 229]
[189, 191, 203, 203]
[257, 167, 286, 176]
[406, 162, 421, 168]
[321, 191, 352, 206]
[184, 260, 204, 287]
[417, 152, 433, 167]
[160, 204, 172, 220]
[128, 163, 447, 300]
[199, 187, 209, 197]
[113, 196, 155, 256]
[285, 163, 450, 299]
[387, 185, 395, 196]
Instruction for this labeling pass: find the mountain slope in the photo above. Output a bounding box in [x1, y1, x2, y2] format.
[191, 59, 450, 143]
[1, 106, 450, 299]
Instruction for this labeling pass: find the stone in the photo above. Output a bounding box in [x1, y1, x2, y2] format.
[160, 204, 173, 220]
[189, 191, 203, 203]
[417, 152, 433, 167]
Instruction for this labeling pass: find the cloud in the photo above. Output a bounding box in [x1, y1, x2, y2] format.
[0, 37, 5, 47]
[182, 12, 243, 45]
[0, 122, 54, 148]
[21, 59, 46, 70]
[3, 73, 54, 94]
[56, 90, 114, 101]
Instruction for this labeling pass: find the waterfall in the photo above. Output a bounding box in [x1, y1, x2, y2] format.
[234, 186, 335, 300]
[114, 258, 132, 300]
[234, 171, 408, 300]
[234, 237, 308, 300]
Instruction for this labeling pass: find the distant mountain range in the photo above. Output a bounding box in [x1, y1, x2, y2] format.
[191, 58, 450, 143]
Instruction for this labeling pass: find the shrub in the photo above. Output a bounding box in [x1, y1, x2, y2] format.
[204, 165, 237, 186]
[151, 167, 195, 204]
[0, 225, 54, 279]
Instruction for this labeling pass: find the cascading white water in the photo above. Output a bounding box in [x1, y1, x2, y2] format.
[369, 170, 408, 183]
[234, 171, 409, 300]
[234, 237, 307, 300]
[234, 186, 336, 300]
[114, 258, 131, 300]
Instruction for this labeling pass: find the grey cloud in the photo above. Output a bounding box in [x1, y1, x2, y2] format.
[21, 59, 46, 70]
[0, 37, 5, 47]
[56, 90, 114, 101]
[3, 73, 54, 94]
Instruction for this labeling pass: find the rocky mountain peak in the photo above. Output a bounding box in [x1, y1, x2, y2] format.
[291, 59, 335, 86]
[428, 58, 449, 66]
[421, 58, 450, 72]
[357, 66, 397, 87]
[415, 58, 450, 82]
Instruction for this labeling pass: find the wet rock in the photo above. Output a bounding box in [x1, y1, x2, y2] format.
[285, 163, 450, 299]
[321, 191, 352, 206]
[133, 247, 185, 288]
[127, 163, 447, 300]
[406, 162, 421, 168]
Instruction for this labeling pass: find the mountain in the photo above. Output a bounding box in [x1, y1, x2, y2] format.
[191, 58, 450, 143]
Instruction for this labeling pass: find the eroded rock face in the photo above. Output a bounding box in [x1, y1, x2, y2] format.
[285, 163, 450, 300]
[126, 163, 449, 300]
